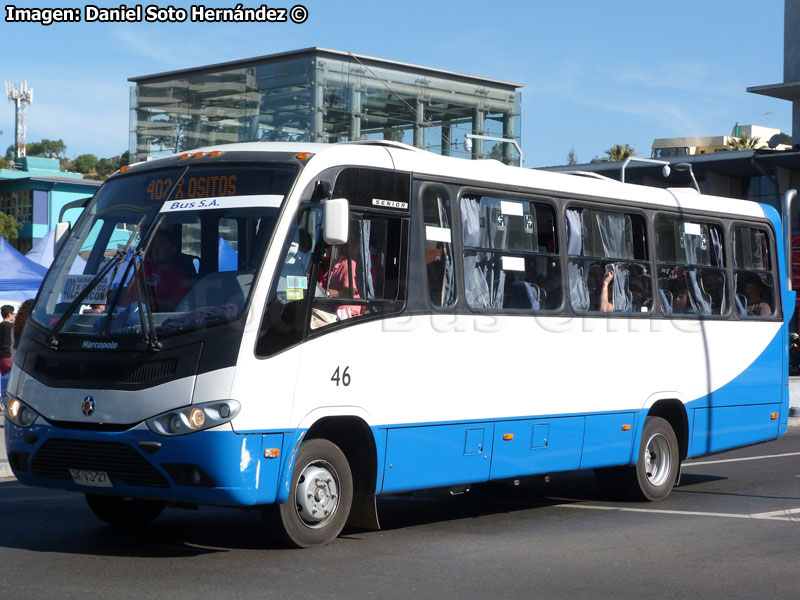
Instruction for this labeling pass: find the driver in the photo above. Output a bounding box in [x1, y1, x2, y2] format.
[142, 229, 196, 312]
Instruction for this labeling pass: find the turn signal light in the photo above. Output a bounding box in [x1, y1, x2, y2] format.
[264, 448, 280, 459]
[295, 152, 313, 160]
[771, 413, 778, 420]
[622, 424, 632, 431]
[502, 433, 514, 441]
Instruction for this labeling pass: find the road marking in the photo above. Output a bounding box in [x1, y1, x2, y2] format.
[682, 451, 800, 467]
[750, 507, 800, 518]
[549, 501, 800, 522]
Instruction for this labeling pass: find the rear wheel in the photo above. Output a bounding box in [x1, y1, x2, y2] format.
[264, 438, 353, 548]
[85, 494, 166, 527]
[620, 416, 680, 501]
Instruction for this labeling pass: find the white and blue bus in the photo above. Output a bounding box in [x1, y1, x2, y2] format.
[3, 141, 795, 547]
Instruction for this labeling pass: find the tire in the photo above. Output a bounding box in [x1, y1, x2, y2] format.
[85, 494, 166, 527]
[620, 416, 680, 501]
[265, 438, 353, 548]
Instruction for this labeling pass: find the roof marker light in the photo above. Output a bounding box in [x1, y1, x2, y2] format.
[208, 150, 223, 157]
[119, 165, 130, 173]
[191, 152, 206, 158]
[178, 153, 190, 159]
[295, 152, 313, 160]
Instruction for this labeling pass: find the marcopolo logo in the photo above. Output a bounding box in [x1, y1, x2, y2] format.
[81, 340, 119, 350]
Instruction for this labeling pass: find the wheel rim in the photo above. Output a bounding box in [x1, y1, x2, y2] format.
[294, 460, 340, 529]
[644, 432, 672, 487]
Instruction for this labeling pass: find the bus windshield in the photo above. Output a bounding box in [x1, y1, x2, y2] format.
[32, 163, 298, 339]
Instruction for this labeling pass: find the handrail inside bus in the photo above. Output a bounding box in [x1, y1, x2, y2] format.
[784, 188, 797, 290]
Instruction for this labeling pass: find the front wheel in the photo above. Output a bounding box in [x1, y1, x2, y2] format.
[620, 416, 680, 501]
[264, 438, 353, 548]
[85, 494, 166, 527]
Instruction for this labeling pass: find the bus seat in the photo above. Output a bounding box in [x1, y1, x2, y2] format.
[659, 289, 673, 314]
[508, 281, 543, 310]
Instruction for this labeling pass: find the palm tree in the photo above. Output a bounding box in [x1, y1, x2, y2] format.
[726, 134, 761, 150]
[602, 144, 637, 162]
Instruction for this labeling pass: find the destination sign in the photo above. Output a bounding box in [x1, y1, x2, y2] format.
[146, 174, 239, 202]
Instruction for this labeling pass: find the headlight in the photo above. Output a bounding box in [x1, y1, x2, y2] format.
[5, 396, 40, 428]
[146, 400, 240, 436]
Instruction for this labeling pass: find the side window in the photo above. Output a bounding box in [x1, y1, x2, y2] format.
[654, 216, 727, 316]
[256, 206, 322, 357]
[732, 225, 776, 318]
[422, 186, 455, 307]
[460, 194, 561, 311]
[567, 207, 652, 313]
[311, 213, 405, 329]
[310, 167, 409, 330]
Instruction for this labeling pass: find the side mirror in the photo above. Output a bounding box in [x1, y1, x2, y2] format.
[323, 198, 349, 245]
[54, 221, 71, 254]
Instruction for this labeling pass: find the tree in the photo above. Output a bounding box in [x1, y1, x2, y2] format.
[0, 213, 21, 243]
[726, 134, 761, 150]
[74, 154, 99, 174]
[5, 138, 67, 160]
[567, 148, 578, 165]
[601, 144, 637, 162]
[96, 152, 129, 178]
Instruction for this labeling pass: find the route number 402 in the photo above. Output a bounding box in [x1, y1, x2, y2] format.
[331, 366, 351, 387]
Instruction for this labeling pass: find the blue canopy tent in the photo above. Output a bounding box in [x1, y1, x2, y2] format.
[0, 237, 48, 302]
[26, 229, 87, 274]
[219, 237, 238, 271]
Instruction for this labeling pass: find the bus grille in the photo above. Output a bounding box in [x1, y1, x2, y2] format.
[34, 356, 178, 385]
[30, 439, 169, 488]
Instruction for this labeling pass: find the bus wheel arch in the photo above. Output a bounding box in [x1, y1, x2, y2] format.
[645, 399, 689, 462]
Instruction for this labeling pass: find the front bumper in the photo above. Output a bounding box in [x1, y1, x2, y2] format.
[4, 420, 288, 506]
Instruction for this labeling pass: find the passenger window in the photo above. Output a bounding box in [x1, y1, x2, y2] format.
[567, 207, 652, 313]
[654, 216, 727, 316]
[422, 186, 455, 307]
[732, 225, 776, 318]
[311, 214, 405, 329]
[460, 194, 561, 311]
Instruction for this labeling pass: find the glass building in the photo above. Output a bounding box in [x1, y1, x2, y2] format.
[129, 47, 522, 165]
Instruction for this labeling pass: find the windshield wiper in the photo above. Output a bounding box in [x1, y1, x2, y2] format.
[46, 217, 146, 350]
[131, 250, 162, 352]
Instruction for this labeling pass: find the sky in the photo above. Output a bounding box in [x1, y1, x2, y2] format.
[0, 0, 791, 168]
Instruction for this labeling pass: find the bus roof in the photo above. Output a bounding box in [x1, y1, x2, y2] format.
[141, 141, 766, 220]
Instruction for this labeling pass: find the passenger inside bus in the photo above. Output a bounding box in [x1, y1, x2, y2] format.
[741, 274, 772, 317]
[144, 228, 197, 312]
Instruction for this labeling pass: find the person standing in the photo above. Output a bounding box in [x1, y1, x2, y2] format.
[0, 305, 16, 402]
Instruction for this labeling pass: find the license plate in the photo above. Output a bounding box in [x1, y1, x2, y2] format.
[69, 469, 113, 488]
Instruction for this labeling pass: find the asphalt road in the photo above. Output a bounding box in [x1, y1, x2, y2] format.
[1, 426, 800, 600]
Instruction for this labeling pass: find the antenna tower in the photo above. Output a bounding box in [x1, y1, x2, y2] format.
[5, 81, 34, 160]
